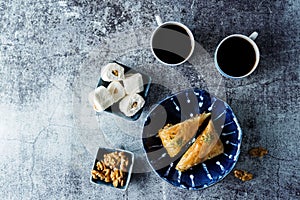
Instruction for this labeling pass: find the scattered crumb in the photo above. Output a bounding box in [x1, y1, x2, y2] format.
[233, 147, 267, 182]
[248, 147, 268, 158]
[234, 169, 253, 182]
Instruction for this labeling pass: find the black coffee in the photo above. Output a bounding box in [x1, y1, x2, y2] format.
[152, 24, 192, 64]
[216, 37, 256, 77]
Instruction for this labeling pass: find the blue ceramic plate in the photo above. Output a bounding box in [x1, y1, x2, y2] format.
[96, 61, 151, 121]
[142, 88, 242, 190]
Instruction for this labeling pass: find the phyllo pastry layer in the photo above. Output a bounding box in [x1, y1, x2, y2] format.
[158, 113, 211, 158]
[175, 120, 224, 172]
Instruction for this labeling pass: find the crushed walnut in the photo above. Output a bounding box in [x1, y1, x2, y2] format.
[91, 151, 129, 188]
[112, 70, 119, 76]
[131, 102, 138, 109]
[234, 169, 253, 182]
[113, 88, 118, 94]
[232, 147, 267, 182]
[248, 147, 268, 158]
[103, 151, 129, 172]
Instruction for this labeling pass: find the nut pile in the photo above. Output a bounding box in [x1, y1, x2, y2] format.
[91, 151, 130, 188]
[103, 151, 129, 172]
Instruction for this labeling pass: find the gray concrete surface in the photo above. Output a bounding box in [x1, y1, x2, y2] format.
[0, 0, 299, 199]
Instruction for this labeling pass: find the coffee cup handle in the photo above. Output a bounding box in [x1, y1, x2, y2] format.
[155, 15, 163, 26]
[249, 32, 258, 40]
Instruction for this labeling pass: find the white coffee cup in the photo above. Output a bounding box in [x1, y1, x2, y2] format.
[150, 15, 195, 66]
[214, 32, 260, 79]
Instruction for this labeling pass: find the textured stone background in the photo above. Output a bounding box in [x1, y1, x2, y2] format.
[0, 0, 299, 199]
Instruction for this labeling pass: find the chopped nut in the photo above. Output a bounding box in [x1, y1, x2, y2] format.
[104, 176, 111, 182]
[120, 158, 129, 172]
[103, 151, 129, 171]
[110, 169, 119, 181]
[91, 170, 105, 180]
[119, 152, 125, 157]
[234, 169, 253, 181]
[131, 102, 138, 108]
[96, 161, 103, 171]
[119, 170, 123, 178]
[113, 88, 118, 94]
[112, 70, 119, 76]
[103, 168, 111, 176]
[110, 171, 115, 180]
[98, 173, 105, 180]
[93, 104, 97, 110]
[114, 169, 120, 178]
[113, 179, 119, 187]
[91, 170, 99, 179]
[120, 179, 125, 187]
[248, 147, 268, 158]
[102, 161, 107, 169]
